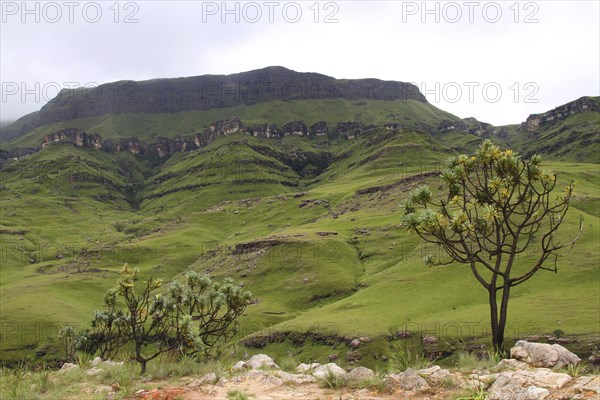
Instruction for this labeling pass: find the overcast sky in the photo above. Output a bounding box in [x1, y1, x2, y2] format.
[1, 0, 599, 125]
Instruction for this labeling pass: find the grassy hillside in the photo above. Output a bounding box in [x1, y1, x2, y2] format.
[3, 99, 457, 149]
[1, 126, 598, 367]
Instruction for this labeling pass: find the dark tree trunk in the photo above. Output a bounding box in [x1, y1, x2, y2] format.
[489, 288, 502, 353]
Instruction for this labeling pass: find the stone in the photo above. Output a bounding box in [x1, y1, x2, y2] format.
[198, 372, 218, 385]
[422, 335, 438, 345]
[418, 366, 455, 385]
[233, 361, 247, 371]
[312, 363, 347, 380]
[274, 371, 317, 384]
[488, 369, 572, 400]
[85, 366, 103, 376]
[510, 340, 581, 369]
[349, 338, 362, 348]
[91, 357, 102, 367]
[348, 366, 375, 381]
[328, 354, 338, 361]
[573, 375, 600, 394]
[59, 362, 78, 372]
[296, 362, 321, 374]
[517, 369, 572, 389]
[396, 368, 430, 391]
[245, 354, 279, 370]
[496, 358, 531, 370]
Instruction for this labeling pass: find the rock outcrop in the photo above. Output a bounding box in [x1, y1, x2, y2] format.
[510, 340, 581, 369]
[521, 96, 599, 131]
[2, 66, 426, 140]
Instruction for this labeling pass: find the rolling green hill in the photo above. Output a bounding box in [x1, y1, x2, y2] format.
[0, 72, 598, 368]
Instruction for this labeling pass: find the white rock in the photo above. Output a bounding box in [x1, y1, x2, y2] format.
[524, 386, 551, 399]
[396, 368, 430, 391]
[59, 363, 78, 372]
[85, 366, 104, 376]
[348, 366, 375, 381]
[517, 369, 572, 389]
[496, 358, 531, 370]
[510, 340, 581, 369]
[312, 363, 347, 379]
[91, 356, 103, 366]
[198, 372, 217, 385]
[296, 362, 321, 374]
[275, 371, 317, 384]
[573, 375, 600, 394]
[233, 361, 247, 371]
[246, 354, 279, 370]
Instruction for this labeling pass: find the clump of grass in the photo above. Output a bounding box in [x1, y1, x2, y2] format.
[32, 366, 53, 395]
[454, 385, 489, 400]
[566, 362, 585, 377]
[454, 349, 500, 372]
[276, 354, 299, 373]
[0, 364, 30, 400]
[319, 369, 347, 389]
[227, 389, 255, 400]
[388, 343, 431, 372]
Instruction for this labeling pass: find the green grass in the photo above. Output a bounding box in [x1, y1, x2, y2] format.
[1, 123, 598, 368]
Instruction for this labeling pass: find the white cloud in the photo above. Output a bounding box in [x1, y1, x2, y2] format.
[1, 0, 598, 125]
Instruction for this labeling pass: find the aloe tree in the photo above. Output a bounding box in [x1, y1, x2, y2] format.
[401, 140, 581, 352]
[91, 264, 252, 373]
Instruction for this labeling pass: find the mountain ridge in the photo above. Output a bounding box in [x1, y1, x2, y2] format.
[1, 66, 426, 141]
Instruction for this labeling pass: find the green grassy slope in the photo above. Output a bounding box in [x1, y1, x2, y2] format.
[3, 99, 458, 149]
[1, 125, 598, 366]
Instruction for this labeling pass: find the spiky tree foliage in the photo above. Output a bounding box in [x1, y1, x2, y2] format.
[401, 140, 581, 352]
[169, 271, 252, 355]
[90, 264, 252, 373]
[89, 288, 129, 360]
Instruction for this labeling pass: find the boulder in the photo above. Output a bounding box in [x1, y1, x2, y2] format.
[274, 371, 317, 384]
[296, 362, 321, 374]
[488, 369, 572, 399]
[399, 368, 430, 391]
[91, 356, 103, 366]
[312, 363, 347, 380]
[245, 354, 279, 370]
[233, 361, 247, 371]
[418, 365, 455, 385]
[496, 358, 531, 371]
[517, 369, 572, 389]
[510, 340, 580, 369]
[198, 372, 218, 385]
[59, 363, 78, 372]
[489, 380, 550, 400]
[85, 366, 103, 376]
[573, 375, 600, 394]
[348, 366, 375, 381]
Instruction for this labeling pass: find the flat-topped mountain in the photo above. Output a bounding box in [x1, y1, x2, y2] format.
[1, 66, 426, 141]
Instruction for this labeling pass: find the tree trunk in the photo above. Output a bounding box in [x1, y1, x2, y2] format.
[496, 285, 511, 355]
[140, 360, 147, 374]
[489, 288, 501, 352]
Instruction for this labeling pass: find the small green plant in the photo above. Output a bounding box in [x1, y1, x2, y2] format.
[227, 389, 254, 400]
[319, 369, 346, 389]
[57, 325, 77, 362]
[553, 329, 565, 338]
[455, 386, 489, 400]
[0, 363, 30, 400]
[566, 362, 584, 377]
[388, 342, 431, 372]
[277, 354, 300, 373]
[455, 377, 488, 400]
[33, 367, 52, 394]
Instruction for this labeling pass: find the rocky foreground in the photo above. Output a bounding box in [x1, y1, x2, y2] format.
[59, 341, 600, 400]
